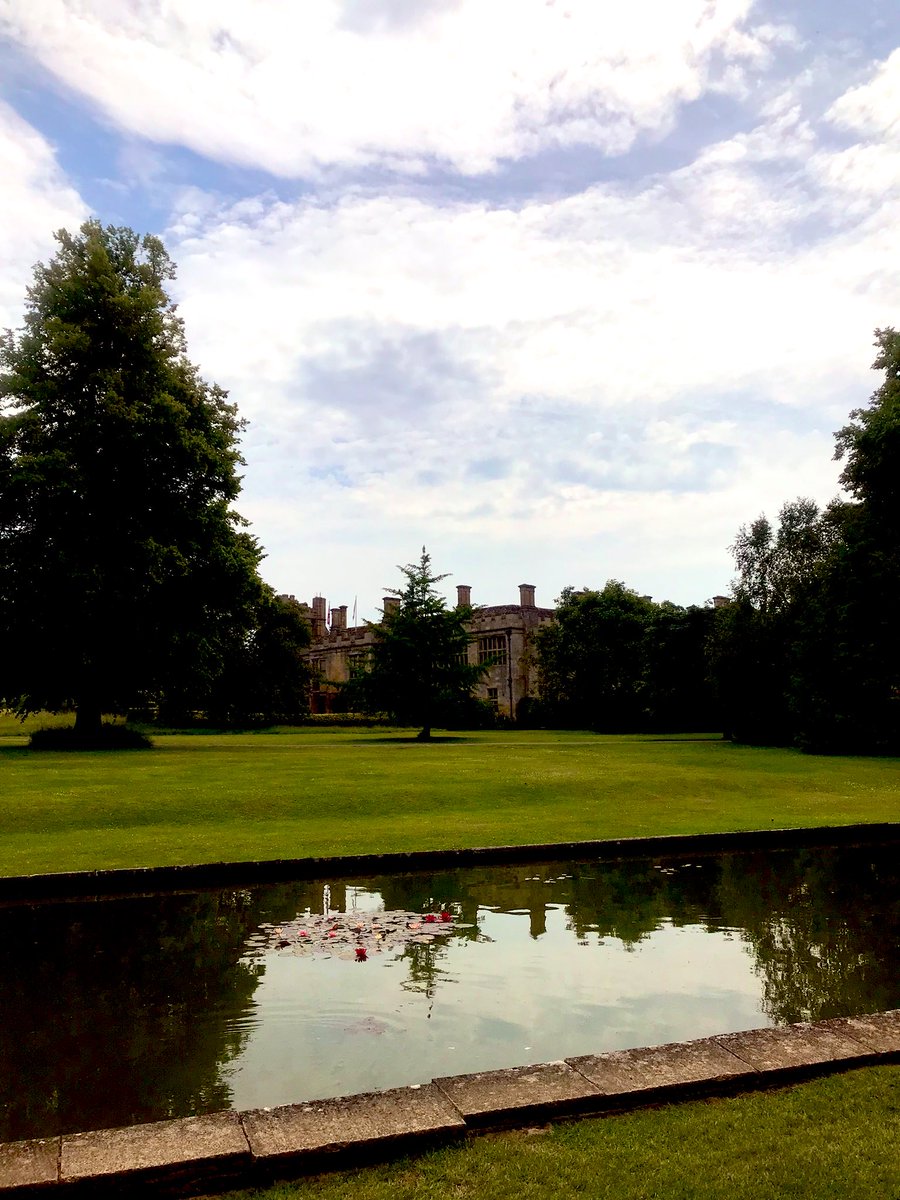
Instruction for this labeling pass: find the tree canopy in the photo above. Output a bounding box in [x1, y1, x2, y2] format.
[535, 583, 653, 730]
[713, 329, 900, 753]
[343, 549, 487, 739]
[205, 593, 312, 727]
[0, 221, 266, 734]
[534, 582, 718, 732]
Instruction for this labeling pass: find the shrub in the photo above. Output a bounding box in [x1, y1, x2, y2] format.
[29, 725, 153, 751]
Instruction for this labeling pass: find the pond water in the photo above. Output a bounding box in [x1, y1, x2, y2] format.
[1, 840, 898, 1142]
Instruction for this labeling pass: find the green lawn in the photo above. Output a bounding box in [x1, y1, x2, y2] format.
[1, 723, 897, 877]
[211, 1066, 900, 1200]
[4, 720, 898, 1198]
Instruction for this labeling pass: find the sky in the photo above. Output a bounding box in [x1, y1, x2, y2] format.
[1, 1, 898, 621]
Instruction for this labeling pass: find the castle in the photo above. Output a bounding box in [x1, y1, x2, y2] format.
[302, 584, 555, 718]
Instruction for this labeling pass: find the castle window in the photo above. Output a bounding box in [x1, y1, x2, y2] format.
[348, 651, 369, 678]
[487, 687, 499, 711]
[478, 635, 507, 665]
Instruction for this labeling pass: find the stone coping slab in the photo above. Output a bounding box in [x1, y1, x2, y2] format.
[1, 1014, 897, 1196]
[60, 1112, 249, 1191]
[817, 1011, 900, 1054]
[242, 1083, 464, 1166]
[569, 1036, 757, 1101]
[433, 1060, 602, 1127]
[1, 821, 897, 903]
[715, 1022, 872, 1075]
[0, 1139, 58, 1191]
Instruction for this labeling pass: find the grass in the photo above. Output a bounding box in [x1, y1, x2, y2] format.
[0, 720, 898, 877]
[4, 715, 897, 1197]
[210, 1066, 900, 1200]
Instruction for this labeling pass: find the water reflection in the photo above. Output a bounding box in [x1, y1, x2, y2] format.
[0, 842, 896, 1141]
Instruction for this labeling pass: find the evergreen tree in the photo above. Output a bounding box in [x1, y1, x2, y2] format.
[0, 221, 265, 736]
[345, 549, 486, 740]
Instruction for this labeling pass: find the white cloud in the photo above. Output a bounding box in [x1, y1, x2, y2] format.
[826, 46, 900, 139]
[2, 23, 897, 614]
[1, 0, 775, 176]
[0, 103, 89, 329]
[158, 57, 900, 611]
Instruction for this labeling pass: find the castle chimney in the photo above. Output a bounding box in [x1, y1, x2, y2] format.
[519, 583, 536, 608]
[331, 604, 347, 632]
[311, 596, 327, 639]
[457, 584, 472, 608]
[382, 596, 400, 620]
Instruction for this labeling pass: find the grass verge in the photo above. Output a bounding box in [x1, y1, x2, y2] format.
[0, 725, 897, 877]
[209, 1066, 900, 1200]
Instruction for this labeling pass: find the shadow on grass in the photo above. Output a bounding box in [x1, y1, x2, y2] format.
[30, 726, 153, 751]
[632, 735, 726, 743]
[0, 744, 30, 758]
[353, 735, 479, 745]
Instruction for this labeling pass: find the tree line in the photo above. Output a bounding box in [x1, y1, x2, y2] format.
[526, 582, 719, 733]
[530, 331, 898, 754]
[711, 330, 898, 754]
[1, 221, 896, 751]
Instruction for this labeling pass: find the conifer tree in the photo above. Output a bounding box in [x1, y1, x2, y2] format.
[346, 549, 486, 739]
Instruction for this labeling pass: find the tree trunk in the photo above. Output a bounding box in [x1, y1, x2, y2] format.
[74, 701, 103, 738]
[417, 724, 432, 741]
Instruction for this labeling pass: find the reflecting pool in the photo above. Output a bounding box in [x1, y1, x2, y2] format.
[1, 840, 898, 1141]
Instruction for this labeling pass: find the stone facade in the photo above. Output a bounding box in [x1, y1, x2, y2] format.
[301, 584, 555, 719]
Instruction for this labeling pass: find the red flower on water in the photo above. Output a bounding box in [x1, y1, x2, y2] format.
[440, 911, 452, 923]
[425, 913, 437, 924]
[355, 947, 367, 961]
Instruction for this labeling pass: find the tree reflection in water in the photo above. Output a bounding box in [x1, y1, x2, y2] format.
[0, 843, 896, 1142]
[716, 847, 900, 1024]
[0, 881, 331, 1140]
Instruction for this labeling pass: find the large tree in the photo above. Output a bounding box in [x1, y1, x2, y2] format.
[713, 498, 841, 745]
[205, 592, 312, 727]
[715, 329, 900, 753]
[810, 327, 900, 752]
[344, 549, 486, 740]
[535, 583, 718, 732]
[0, 222, 265, 735]
[535, 582, 654, 731]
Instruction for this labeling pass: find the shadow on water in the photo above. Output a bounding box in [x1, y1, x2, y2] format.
[0, 841, 897, 1141]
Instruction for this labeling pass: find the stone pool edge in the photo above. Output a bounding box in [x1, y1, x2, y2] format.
[2, 1012, 899, 1197]
[1, 821, 898, 903]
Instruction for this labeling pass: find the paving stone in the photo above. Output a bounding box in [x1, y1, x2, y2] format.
[432, 1061, 601, 1127]
[0, 1137, 58, 1191]
[715, 1022, 869, 1074]
[817, 1011, 900, 1054]
[60, 1112, 250, 1187]
[568, 1036, 757, 1100]
[242, 1084, 464, 1163]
